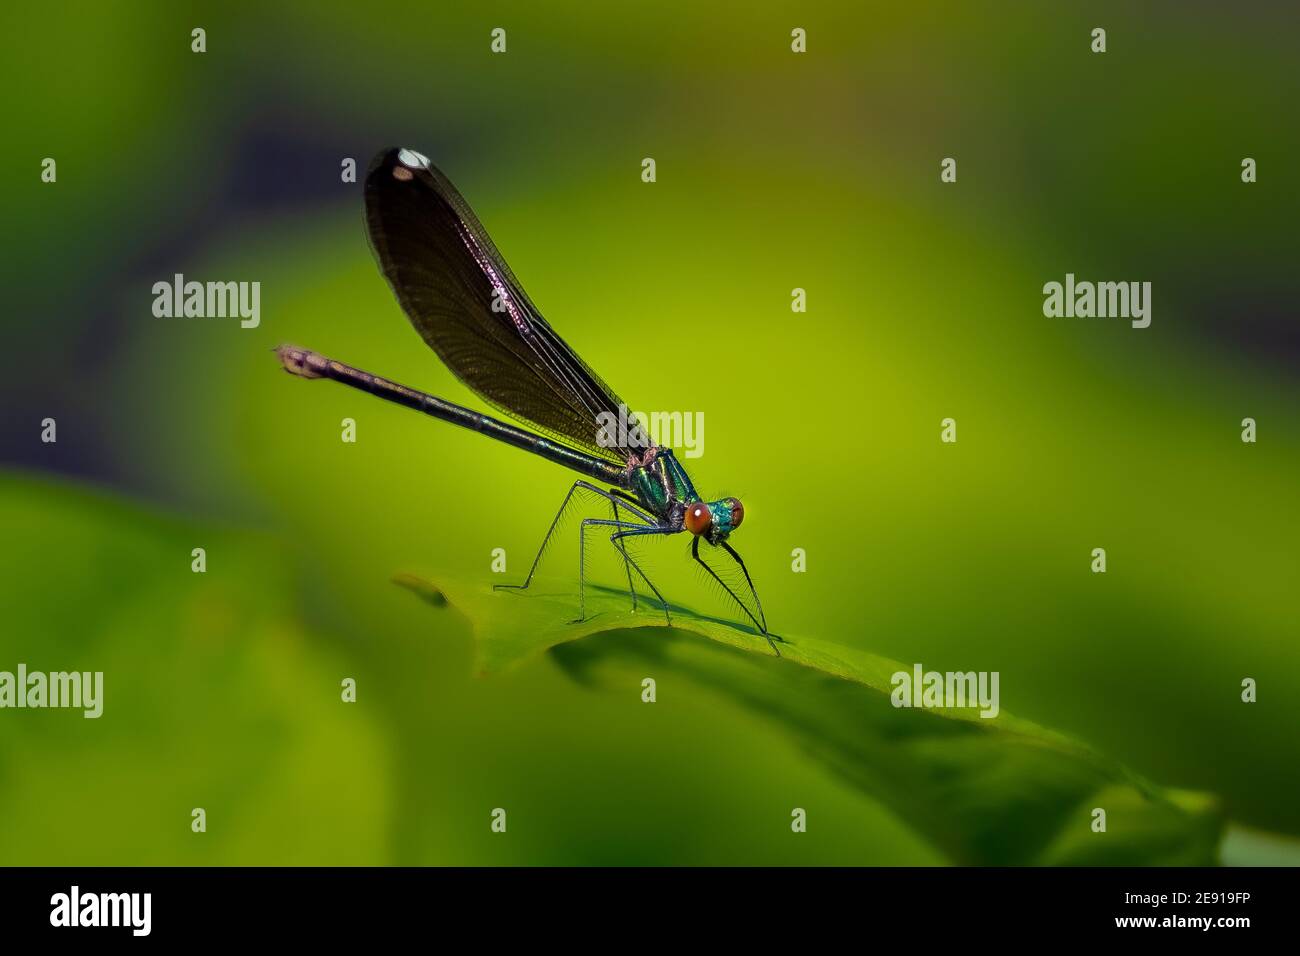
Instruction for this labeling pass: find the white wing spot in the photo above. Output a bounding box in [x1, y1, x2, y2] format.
[397, 148, 431, 169]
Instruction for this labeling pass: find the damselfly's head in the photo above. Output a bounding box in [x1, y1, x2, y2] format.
[684, 497, 745, 545]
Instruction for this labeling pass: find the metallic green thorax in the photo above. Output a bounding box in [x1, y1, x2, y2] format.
[627, 448, 700, 518]
[660, 450, 701, 504]
[626, 449, 740, 542]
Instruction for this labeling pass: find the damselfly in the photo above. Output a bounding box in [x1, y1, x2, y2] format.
[277, 147, 776, 652]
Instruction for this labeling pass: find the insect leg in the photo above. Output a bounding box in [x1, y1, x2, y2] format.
[575, 517, 662, 622]
[496, 481, 655, 593]
[692, 537, 779, 655]
[719, 540, 771, 639]
[609, 525, 682, 627]
[610, 496, 638, 610]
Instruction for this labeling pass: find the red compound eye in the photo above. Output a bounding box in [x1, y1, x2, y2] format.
[684, 502, 712, 536]
[726, 498, 744, 529]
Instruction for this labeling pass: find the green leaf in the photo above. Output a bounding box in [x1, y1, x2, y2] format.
[0, 471, 1229, 866]
[408, 574, 1225, 865]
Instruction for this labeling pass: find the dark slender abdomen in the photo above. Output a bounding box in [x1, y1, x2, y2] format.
[276, 345, 627, 486]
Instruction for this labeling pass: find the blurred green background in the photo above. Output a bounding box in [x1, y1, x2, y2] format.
[1, 1, 1297, 864]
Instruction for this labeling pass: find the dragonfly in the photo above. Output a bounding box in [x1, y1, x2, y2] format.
[276, 147, 777, 652]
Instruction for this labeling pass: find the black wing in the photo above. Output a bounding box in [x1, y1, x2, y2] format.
[363, 147, 649, 463]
